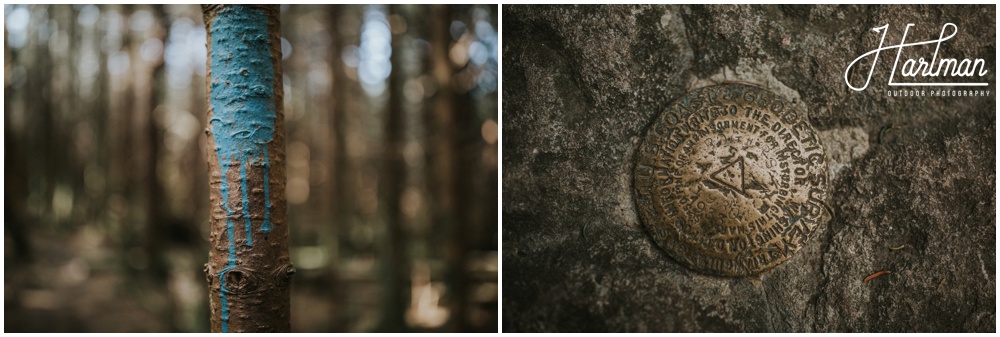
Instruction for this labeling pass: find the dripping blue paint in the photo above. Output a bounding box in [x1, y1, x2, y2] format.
[209, 6, 276, 333]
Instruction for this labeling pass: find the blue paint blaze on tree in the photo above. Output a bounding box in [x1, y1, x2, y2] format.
[209, 5, 276, 333]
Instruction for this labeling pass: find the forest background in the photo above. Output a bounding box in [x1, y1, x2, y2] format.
[4, 4, 498, 332]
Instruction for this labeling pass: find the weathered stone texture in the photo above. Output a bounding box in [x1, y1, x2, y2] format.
[503, 4, 995, 332]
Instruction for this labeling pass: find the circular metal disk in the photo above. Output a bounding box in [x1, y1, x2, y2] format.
[633, 83, 829, 277]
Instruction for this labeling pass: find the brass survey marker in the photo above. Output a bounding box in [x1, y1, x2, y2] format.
[634, 83, 830, 277]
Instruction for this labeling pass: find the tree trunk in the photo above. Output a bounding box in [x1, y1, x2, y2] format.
[449, 12, 480, 333]
[4, 25, 31, 261]
[326, 4, 353, 332]
[201, 5, 293, 333]
[425, 5, 468, 332]
[137, 3, 169, 285]
[378, 4, 410, 331]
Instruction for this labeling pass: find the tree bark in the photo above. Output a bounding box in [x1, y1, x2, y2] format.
[202, 5, 293, 333]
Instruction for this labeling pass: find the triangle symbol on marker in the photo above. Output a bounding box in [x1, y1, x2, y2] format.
[709, 156, 745, 194]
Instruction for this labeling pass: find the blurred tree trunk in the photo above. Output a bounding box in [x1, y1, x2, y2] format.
[449, 53, 479, 334]
[326, 4, 353, 332]
[140, 5, 176, 331]
[110, 5, 134, 217]
[30, 5, 59, 227]
[4, 25, 31, 261]
[378, 4, 410, 331]
[426, 5, 475, 331]
[425, 4, 455, 264]
[189, 56, 208, 223]
[133, 3, 169, 284]
[202, 5, 293, 333]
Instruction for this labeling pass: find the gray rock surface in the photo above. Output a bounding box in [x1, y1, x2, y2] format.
[502, 4, 995, 332]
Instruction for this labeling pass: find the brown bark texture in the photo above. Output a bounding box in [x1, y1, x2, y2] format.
[202, 5, 292, 333]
